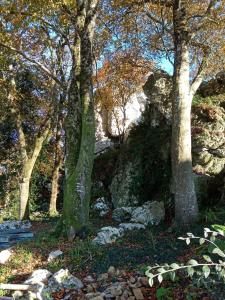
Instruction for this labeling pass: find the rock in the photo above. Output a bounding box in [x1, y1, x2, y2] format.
[112, 207, 134, 222]
[47, 250, 63, 262]
[92, 226, 123, 245]
[93, 197, 110, 217]
[0, 249, 12, 264]
[91, 297, 104, 300]
[86, 292, 103, 300]
[97, 273, 109, 282]
[131, 201, 165, 225]
[110, 162, 139, 208]
[107, 266, 116, 276]
[84, 275, 95, 284]
[52, 269, 83, 289]
[119, 223, 146, 232]
[25, 269, 52, 284]
[139, 277, 149, 287]
[0, 220, 31, 231]
[132, 288, 144, 300]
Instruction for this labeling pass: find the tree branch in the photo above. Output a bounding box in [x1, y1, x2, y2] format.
[0, 43, 63, 87]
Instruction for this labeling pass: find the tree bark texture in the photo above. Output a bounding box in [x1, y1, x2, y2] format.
[62, 0, 98, 239]
[172, 0, 199, 226]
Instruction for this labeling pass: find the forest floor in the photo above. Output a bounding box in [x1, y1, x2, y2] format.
[0, 213, 225, 299]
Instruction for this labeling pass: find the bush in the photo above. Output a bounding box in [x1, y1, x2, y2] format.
[146, 225, 225, 287]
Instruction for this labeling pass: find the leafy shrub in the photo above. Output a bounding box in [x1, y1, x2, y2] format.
[146, 225, 225, 287]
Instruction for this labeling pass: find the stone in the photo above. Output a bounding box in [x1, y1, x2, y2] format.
[139, 277, 148, 287]
[119, 223, 145, 232]
[25, 269, 52, 284]
[92, 227, 124, 245]
[107, 266, 116, 276]
[131, 201, 165, 225]
[52, 269, 83, 289]
[0, 249, 12, 264]
[93, 198, 109, 217]
[97, 273, 109, 282]
[84, 275, 95, 283]
[0, 220, 31, 231]
[132, 288, 144, 300]
[86, 292, 103, 300]
[110, 162, 139, 208]
[47, 250, 63, 262]
[112, 207, 134, 222]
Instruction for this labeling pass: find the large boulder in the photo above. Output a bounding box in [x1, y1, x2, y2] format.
[93, 197, 110, 217]
[110, 162, 139, 208]
[112, 207, 134, 222]
[131, 201, 165, 225]
[92, 226, 123, 245]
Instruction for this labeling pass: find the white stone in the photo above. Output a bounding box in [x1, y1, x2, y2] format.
[52, 269, 83, 289]
[0, 249, 12, 264]
[47, 250, 63, 262]
[92, 226, 124, 245]
[25, 269, 52, 284]
[119, 223, 146, 232]
[131, 201, 165, 225]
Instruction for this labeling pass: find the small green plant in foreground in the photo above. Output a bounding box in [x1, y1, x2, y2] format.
[146, 225, 225, 286]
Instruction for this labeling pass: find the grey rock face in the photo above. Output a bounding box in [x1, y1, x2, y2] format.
[131, 201, 165, 225]
[110, 162, 139, 208]
[112, 207, 134, 222]
[93, 197, 110, 217]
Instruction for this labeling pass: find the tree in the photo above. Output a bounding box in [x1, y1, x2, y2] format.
[7, 65, 53, 220]
[101, 0, 225, 225]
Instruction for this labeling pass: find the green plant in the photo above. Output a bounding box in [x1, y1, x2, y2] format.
[146, 225, 225, 286]
[156, 287, 173, 299]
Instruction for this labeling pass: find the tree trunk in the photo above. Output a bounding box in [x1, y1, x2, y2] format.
[19, 160, 33, 220]
[19, 130, 50, 220]
[49, 119, 63, 216]
[172, 0, 198, 226]
[61, 1, 98, 239]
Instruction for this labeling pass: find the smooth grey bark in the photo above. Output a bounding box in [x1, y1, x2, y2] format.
[172, 0, 199, 226]
[49, 110, 63, 216]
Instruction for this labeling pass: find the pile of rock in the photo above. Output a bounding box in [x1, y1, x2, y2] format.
[12, 266, 150, 300]
[93, 201, 164, 245]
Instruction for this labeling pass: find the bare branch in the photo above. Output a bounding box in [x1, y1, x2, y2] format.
[0, 43, 63, 86]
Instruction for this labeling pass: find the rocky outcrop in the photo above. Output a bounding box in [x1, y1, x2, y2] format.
[110, 162, 139, 208]
[112, 201, 165, 225]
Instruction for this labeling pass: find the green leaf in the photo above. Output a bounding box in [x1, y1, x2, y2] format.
[188, 259, 198, 266]
[158, 274, 163, 283]
[203, 255, 212, 263]
[199, 238, 205, 245]
[186, 238, 190, 245]
[212, 247, 225, 258]
[149, 278, 154, 287]
[202, 265, 210, 278]
[170, 263, 179, 269]
[169, 271, 176, 281]
[187, 266, 194, 277]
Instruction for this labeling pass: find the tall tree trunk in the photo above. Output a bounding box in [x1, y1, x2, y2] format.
[61, 1, 98, 239]
[49, 115, 63, 216]
[172, 0, 198, 226]
[19, 130, 50, 220]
